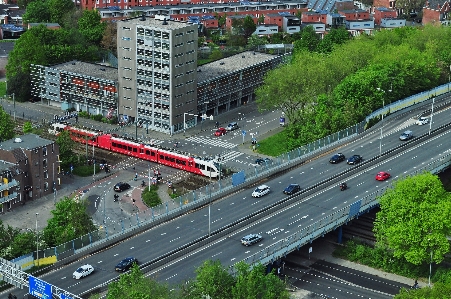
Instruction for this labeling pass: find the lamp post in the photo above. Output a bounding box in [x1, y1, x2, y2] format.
[183, 112, 198, 135]
[35, 213, 39, 267]
[377, 87, 391, 157]
[428, 97, 435, 135]
[200, 113, 214, 132]
[429, 249, 433, 287]
[208, 167, 212, 237]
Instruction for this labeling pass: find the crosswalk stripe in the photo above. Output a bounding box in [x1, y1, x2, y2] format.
[186, 136, 237, 149]
[215, 151, 244, 162]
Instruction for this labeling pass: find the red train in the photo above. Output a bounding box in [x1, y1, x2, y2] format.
[50, 123, 220, 178]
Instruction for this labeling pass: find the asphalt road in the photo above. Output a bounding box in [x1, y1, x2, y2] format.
[7, 101, 450, 298]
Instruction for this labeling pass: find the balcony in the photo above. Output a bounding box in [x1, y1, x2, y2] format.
[0, 192, 18, 204]
[0, 179, 18, 192]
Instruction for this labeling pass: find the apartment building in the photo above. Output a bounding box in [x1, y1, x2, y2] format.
[117, 15, 198, 134]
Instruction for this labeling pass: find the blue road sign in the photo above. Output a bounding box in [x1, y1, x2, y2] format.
[242, 130, 246, 136]
[61, 294, 74, 299]
[29, 276, 52, 299]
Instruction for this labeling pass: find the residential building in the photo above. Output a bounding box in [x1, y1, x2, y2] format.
[422, 0, 450, 25]
[380, 17, 406, 27]
[117, 15, 198, 134]
[282, 15, 301, 33]
[0, 134, 60, 211]
[254, 24, 279, 35]
[374, 7, 397, 25]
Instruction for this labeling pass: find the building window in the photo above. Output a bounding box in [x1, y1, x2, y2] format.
[43, 147, 47, 156]
[44, 170, 48, 179]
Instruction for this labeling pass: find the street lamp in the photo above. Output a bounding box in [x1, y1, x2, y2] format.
[428, 97, 435, 135]
[183, 112, 198, 135]
[35, 213, 39, 268]
[200, 113, 214, 132]
[429, 249, 433, 287]
[377, 87, 391, 157]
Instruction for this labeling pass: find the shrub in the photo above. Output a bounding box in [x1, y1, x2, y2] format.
[90, 114, 103, 122]
[78, 111, 89, 118]
[142, 184, 162, 207]
[72, 164, 100, 177]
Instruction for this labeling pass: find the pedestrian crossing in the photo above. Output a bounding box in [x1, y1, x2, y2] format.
[186, 136, 238, 149]
[214, 150, 244, 163]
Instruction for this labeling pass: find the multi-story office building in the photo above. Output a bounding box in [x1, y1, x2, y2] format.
[117, 15, 198, 134]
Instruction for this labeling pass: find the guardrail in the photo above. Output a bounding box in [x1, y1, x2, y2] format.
[9, 84, 451, 273]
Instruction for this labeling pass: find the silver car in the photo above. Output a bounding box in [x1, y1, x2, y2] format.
[241, 234, 263, 246]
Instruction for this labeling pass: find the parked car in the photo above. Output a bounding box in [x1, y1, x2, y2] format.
[226, 122, 239, 131]
[114, 182, 131, 192]
[399, 130, 413, 141]
[347, 155, 362, 165]
[329, 153, 345, 164]
[115, 257, 138, 272]
[283, 184, 301, 195]
[252, 185, 270, 198]
[255, 158, 271, 165]
[241, 234, 263, 246]
[73, 264, 94, 279]
[375, 171, 391, 181]
[214, 127, 227, 136]
[416, 117, 429, 125]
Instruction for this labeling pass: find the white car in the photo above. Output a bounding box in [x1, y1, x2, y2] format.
[416, 117, 429, 125]
[241, 234, 263, 246]
[252, 185, 270, 198]
[73, 264, 94, 279]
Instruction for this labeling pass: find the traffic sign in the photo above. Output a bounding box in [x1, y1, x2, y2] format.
[29, 276, 52, 299]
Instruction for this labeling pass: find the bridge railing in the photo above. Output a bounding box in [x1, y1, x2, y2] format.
[11, 83, 451, 271]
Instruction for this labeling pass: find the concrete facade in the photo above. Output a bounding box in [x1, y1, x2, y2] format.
[117, 16, 198, 134]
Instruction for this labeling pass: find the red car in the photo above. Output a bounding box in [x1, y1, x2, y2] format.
[375, 171, 391, 181]
[214, 127, 227, 136]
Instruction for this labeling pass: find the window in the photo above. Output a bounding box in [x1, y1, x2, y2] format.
[43, 147, 47, 156]
[44, 170, 48, 179]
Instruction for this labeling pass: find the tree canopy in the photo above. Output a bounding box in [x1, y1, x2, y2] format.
[42, 197, 96, 247]
[395, 282, 451, 299]
[374, 173, 451, 265]
[55, 130, 76, 168]
[0, 106, 15, 142]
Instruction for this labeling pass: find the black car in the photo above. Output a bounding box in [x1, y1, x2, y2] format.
[329, 153, 345, 164]
[347, 155, 362, 165]
[255, 158, 271, 165]
[114, 182, 131, 192]
[283, 184, 301, 195]
[115, 257, 138, 272]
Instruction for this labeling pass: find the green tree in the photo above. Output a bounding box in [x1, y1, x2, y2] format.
[232, 262, 290, 299]
[395, 0, 425, 19]
[23, 121, 33, 134]
[374, 173, 451, 265]
[55, 130, 76, 168]
[47, 0, 75, 25]
[187, 260, 235, 299]
[22, 0, 50, 24]
[209, 49, 223, 60]
[10, 231, 37, 258]
[107, 265, 172, 299]
[0, 106, 15, 141]
[247, 34, 268, 47]
[17, 0, 34, 9]
[395, 282, 451, 299]
[257, 14, 265, 24]
[78, 9, 106, 45]
[215, 13, 227, 28]
[0, 220, 19, 260]
[43, 197, 96, 247]
[293, 25, 320, 53]
[242, 15, 257, 38]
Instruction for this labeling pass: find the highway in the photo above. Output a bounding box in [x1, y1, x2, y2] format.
[10, 103, 451, 298]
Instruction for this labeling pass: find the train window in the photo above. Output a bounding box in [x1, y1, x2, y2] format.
[146, 150, 150, 155]
[112, 142, 117, 147]
[128, 146, 132, 151]
[151, 151, 155, 157]
[160, 154, 164, 160]
[196, 163, 205, 170]
[133, 148, 137, 153]
[176, 159, 186, 166]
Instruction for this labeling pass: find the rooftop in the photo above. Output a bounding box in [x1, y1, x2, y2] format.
[197, 51, 277, 83]
[121, 15, 196, 30]
[53, 61, 118, 82]
[0, 134, 54, 151]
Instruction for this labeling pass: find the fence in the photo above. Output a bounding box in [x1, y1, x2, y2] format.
[11, 82, 451, 270]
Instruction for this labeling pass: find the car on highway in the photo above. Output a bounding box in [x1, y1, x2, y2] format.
[214, 127, 227, 136]
[283, 184, 301, 195]
[347, 155, 362, 165]
[72, 264, 94, 279]
[114, 182, 131, 192]
[252, 185, 270, 198]
[329, 153, 345, 164]
[241, 234, 263, 246]
[115, 257, 138, 272]
[416, 117, 429, 125]
[399, 130, 413, 141]
[226, 122, 239, 131]
[255, 158, 271, 165]
[375, 171, 391, 181]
